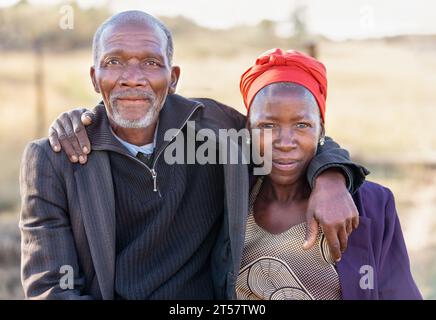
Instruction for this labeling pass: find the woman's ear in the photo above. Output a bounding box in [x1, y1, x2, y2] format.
[318, 121, 326, 146]
[320, 121, 325, 139]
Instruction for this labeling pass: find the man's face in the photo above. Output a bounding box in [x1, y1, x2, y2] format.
[91, 22, 180, 128]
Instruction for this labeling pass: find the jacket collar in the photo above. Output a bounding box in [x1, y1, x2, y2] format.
[74, 151, 116, 299]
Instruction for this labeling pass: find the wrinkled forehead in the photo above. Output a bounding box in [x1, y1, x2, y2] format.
[249, 82, 320, 124]
[98, 21, 168, 55]
[255, 82, 315, 103]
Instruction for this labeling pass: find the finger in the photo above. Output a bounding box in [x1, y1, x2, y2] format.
[303, 216, 319, 250]
[61, 114, 84, 161]
[56, 120, 79, 163]
[48, 126, 61, 152]
[338, 225, 348, 253]
[71, 111, 91, 155]
[352, 215, 360, 230]
[81, 111, 93, 126]
[323, 227, 342, 263]
[345, 219, 353, 236]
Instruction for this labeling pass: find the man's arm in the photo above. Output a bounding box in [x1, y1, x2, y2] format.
[307, 136, 370, 194]
[48, 108, 93, 164]
[304, 137, 370, 262]
[45, 107, 368, 262]
[20, 142, 93, 299]
[47, 99, 247, 164]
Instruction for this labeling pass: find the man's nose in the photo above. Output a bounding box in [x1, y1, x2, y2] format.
[119, 64, 147, 87]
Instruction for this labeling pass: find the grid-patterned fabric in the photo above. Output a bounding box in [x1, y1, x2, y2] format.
[236, 177, 342, 300]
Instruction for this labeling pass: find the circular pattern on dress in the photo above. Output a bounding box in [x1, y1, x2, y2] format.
[271, 287, 312, 300]
[246, 257, 313, 300]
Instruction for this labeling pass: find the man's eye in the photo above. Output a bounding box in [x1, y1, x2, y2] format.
[144, 60, 160, 67]
[106, 59, 121, 65]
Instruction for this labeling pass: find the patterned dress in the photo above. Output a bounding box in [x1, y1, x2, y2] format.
[236, 177, 342, 300]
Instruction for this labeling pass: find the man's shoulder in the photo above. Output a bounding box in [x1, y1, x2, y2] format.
[188, 96, 247, 131]
[190, 97, 245, 119]
[190, 97, 237, 112]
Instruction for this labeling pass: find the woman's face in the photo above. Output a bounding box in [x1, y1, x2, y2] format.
[249, 83, 323, 186]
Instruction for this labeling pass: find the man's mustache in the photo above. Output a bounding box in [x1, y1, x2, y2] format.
[110, 90, 155, 101]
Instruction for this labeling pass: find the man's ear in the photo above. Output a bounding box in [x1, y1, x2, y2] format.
[168, 65, 181, 94]
[90, 66, 100, 93]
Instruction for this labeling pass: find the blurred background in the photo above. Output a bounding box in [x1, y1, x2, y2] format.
[0, 0, 435, 299]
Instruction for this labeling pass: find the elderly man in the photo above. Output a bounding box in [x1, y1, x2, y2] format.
[20, 10, 368, 300]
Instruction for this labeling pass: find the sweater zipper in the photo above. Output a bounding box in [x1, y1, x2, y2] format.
[151, 168, 158, 192]
[143, 103, 203, 196]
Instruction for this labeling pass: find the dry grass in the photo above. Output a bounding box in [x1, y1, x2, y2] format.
[0, 211, 22, 299]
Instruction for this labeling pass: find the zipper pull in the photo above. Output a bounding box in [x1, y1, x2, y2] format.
[151, 168, 158, 192]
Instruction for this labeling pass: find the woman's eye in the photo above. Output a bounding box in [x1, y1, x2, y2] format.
[260, 123, 276, 129]
[296, 123, 310, 129]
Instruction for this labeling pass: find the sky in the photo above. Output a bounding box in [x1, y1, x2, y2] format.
[2, 0, 436, 40]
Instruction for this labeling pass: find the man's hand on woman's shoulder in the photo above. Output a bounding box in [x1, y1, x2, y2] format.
[48, 108, 93, 164]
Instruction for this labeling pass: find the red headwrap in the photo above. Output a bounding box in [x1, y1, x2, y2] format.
[239, 48, 327, 122]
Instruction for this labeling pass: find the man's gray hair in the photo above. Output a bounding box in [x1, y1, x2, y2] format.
[92, 10, 174, 66]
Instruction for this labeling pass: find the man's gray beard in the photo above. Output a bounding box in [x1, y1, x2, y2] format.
[109, 102, 160, 129]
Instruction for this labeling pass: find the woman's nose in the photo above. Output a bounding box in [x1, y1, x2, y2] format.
[274, 128, 297, 151]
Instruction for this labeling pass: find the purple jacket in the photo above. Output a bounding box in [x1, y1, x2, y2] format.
[337, 181, 423, 299]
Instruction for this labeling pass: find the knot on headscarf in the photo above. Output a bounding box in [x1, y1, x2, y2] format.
[240, 48, 327, 122]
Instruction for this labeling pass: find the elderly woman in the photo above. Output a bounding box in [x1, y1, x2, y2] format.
[236, 48, 422, 300]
